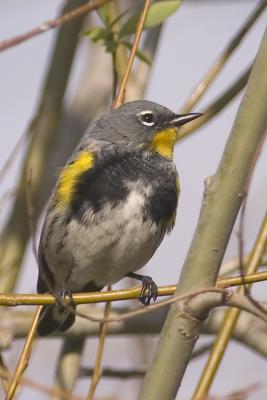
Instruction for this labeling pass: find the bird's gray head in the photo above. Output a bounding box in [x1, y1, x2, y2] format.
[87, 100, 202, 159]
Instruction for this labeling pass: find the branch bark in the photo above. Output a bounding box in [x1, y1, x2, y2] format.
[194, 213, 267, 398]
[3, 304, 267, 360]
[51, 337, 86, 400]
[0, 0, 88, 292]
[6, 306, 42, 399]
[0, 0, 110, 52]
[138, 28, 267, 400]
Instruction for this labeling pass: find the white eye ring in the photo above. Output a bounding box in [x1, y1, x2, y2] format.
[138, 110, 155, 127]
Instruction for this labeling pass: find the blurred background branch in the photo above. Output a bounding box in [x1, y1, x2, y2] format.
[0, 0, 90, 293]
[0, 1, 267, 399]
[138, 26, 267, 400]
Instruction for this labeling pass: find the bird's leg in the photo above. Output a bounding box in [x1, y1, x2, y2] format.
[55, 288, 75, 314]
[127, 272, 158, 305]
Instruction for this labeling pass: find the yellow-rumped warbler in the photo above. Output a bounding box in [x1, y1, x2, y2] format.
[37, 100, 202, 335]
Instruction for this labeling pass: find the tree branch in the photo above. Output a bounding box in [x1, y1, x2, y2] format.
[0, 0, 88, 293]
[52, 337, 86, 400]
[113, 0, 151, 108]
[177, 64, 252, 141]
[0, 0, 110, 52]
[203, 308, 267, 358]
[138, 28, 267, 400]
[3, 303, 267, 362]
[194, 213, 267, 399]
[6, 306, 42, 399]
[180, 0, 267, 113]
[2, 266, 267, 307]
[87, 299, 111, 399]
[0, 366, 83, 400]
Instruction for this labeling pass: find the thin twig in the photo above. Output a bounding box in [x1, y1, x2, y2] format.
[26, 168, 38, 262]
[236, 125, 267, 312]
[0, 0, 91, 295]
[0, 109, 41, 187]
[78, 342, 236, 380]
[180, 0, 267, 113]
[209, 383, 262, 400]
[53, 337, 86, 396]
[0, 355, 9, 394]
[2, 268, 267, 308]
[193, 129, 267, 399]
[0, 366, 83, 400]
[0, 0, 110, 52]
[108, 2, 128, 96]
[237, 194, 251, 295]
[82, 366, 146, 380]
[0, 189, 16, 218]
[218, 253, 267, 277]
[113, 0, 151, 108]
[87, 290, 111, 399]
[0, 131, 29, 185]
[139, 27, 267, 397]
[73, 287, 267, 330]
[55, 287, 267, 325]
[0, 289, 267, 338]
[112, 53, 118, 101]
[217, 269, 267, 287]
[6, 305, 43, 400]
[193, 213, 267, 399]
[177, 64, 252, 141]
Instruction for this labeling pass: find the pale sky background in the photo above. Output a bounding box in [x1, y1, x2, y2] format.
[0, 1, 267, 399]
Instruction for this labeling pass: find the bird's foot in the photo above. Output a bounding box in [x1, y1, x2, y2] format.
[127, 272, 158, 305]
[55, 288, 74, 314]
[139, 276, 158, 305]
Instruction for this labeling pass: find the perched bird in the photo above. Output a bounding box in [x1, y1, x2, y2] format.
[37, 100, 202, 335]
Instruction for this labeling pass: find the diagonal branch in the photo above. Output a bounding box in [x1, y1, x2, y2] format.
[180, 0, 267, 113]
[0, 0, 110, 52]
[53, 337, 86, 398]
[5, 306, 42, 399]
[0, 365, 83, 400]
[87, 300, 111, 399]
[138, 28, 267, 400]
[0, 0, 89, 293]
[3, 300, 267, 363]
[193, 213, 267, 399]
[113, 0, 151, 108]
[177, 64, 252, 141]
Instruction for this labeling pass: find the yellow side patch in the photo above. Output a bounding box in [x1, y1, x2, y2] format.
[150, 127, 176, 159]
[175, 177, 180, 194]
[57, 151, 94, 207]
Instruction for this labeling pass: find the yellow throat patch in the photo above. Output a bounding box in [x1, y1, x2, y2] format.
[57, 151, 94, 208]
[150, 127, 176, 159]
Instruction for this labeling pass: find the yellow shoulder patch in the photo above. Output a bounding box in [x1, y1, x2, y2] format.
[175, 176, 180, 194]
[57, 151, 95, 208]
[150, 127, 176, 159]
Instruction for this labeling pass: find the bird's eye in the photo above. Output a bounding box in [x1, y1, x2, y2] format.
[138, 111, 155, 127]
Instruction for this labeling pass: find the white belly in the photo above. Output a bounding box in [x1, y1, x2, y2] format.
[46, 189, 165, 290]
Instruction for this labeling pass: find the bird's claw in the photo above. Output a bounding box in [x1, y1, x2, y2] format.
[55, 288, 74, 313]
[138, 276, 158, 306]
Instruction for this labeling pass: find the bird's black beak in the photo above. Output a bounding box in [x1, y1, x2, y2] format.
[169, 112, 203, 127]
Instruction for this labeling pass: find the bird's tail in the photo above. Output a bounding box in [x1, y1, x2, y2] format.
[37, 304, 76, 336]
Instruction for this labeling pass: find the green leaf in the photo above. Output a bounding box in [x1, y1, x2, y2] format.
[97, 5, 111, 26]
[119, 1, 181, 38]
[121, 41, 151, 65]
[83, 27, 118, 53]
[108, 7, 132, 29]
[82, 27, 108, 42]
